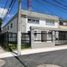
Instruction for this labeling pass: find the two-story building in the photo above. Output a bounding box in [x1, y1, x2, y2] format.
[2, 10, 67, 48]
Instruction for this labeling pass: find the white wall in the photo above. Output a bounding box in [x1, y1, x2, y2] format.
[2, 17, 59, 33]
[3, 17, 17, 33]
[3, 16, 27, 33]
[21, 17, 27, 33]
[8, 17, 17, 33]
[26, 19, 59, 32]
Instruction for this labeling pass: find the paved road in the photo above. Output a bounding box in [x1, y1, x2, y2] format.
[2, 49, 67, 67]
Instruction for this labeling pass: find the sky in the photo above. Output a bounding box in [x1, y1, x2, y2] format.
[0, 0, 67, 26]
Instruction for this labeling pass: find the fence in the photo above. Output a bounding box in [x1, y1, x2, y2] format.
[1, 31, 67, 49]
[21, 32, 31, 44]
[33, 31, 67, 41]
[33, 32, 53, 42]
[0, 32, 31, 50]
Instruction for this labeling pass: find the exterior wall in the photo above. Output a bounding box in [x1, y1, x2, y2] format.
[8, 17, 17, 33]
[31, 28, 55, 48]
[55, 40, 67, 45]
[2, 16, 27, 33]
[32, 42, 55, 48]
[2, 17, 18, 33]
[21, 17, 27, 33]
[26, 19, 59, 32]
[59, 26, 67, 30]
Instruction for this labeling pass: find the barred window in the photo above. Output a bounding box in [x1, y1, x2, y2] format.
[28, 18, 39, 24]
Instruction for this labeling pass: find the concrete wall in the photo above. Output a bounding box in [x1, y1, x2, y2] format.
[31, 27, 55, 48]
[21, 17, 27, 33]
[31, 42, 55, 48]
[55, 40, 67, 45]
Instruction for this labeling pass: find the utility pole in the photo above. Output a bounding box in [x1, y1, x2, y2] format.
[17, 0, 21, 55]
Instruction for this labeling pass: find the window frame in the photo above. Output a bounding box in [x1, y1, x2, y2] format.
[28, 17, 39, 24]
[46, 20, 55, 26]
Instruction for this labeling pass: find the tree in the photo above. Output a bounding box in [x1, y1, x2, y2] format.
[0, 18, 2, 32]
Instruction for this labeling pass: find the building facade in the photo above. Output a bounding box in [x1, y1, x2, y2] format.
[2, 10, 67, 48]
[2, 10, 59, 33]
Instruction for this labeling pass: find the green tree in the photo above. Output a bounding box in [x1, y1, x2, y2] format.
[0, 18, 2, 32]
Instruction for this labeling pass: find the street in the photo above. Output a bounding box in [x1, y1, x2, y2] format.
[1, 49, 67, 67]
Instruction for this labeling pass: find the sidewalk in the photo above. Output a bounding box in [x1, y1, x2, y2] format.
[0, 45, 67, 58]
[0, 46, 6, 53]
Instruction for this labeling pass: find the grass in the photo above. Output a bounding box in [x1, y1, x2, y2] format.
[3, 43, 31, 51]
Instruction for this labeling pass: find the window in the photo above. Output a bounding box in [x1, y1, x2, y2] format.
[10, 23, 13, 28]
[34, 31, 37, 37]
[7, 26, 9, 30]
[28, 18, 39, 24]
[41, 31, 52, 42]
[41, 31, 47, 42]
[47, 31, 52, 41]
[46, 20, 55, 26]
[59, 21, 63, 25]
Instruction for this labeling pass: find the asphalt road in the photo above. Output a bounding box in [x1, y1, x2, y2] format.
[2, 49, 67, 67]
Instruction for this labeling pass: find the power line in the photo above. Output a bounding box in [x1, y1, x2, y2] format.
[3, 0, 16, 21]
[38, 0, 67, 13]
[36, 0, 67, 19]
[8, 0, 16, 14]
[53, 0, 67, 9]
[44, 0, 67, 10]
[36, 0, 56, 16]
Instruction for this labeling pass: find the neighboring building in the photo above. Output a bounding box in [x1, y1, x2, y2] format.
[2, 10, 67, 48]
[59, 19, 67, 28]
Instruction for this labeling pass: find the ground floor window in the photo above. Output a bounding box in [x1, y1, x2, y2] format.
[41, 31, 52, 42]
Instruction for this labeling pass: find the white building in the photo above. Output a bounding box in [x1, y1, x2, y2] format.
[2, 10, 59, 33]
[2, 10, 67, 48]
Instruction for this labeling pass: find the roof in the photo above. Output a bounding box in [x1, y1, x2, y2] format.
[21, 10, 59, 21]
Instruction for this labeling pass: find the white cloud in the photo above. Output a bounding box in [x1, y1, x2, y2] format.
[0, 8, 8, 18]
[7, 14, 14, 18]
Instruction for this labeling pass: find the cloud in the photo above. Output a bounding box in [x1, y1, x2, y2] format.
[0, 8, 8, 18]
[7, 14, 14, 18]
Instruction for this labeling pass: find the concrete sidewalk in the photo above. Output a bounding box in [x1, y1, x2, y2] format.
[0, 45, 67, 58]
[0, 46, 6, 53]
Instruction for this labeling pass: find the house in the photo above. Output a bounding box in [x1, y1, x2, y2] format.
[2, 10, 59, 33]
[2, 10, 67, 48]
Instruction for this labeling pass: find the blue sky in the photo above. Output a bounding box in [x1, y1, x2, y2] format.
[1, 0, 67, 25]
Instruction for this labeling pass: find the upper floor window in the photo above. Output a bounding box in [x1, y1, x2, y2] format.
[28, 18, 39, 24]
[46, 20, 55, 26]
[10, 23, 13, 28]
